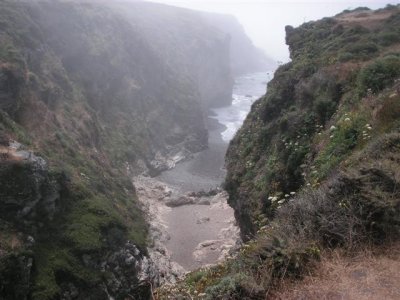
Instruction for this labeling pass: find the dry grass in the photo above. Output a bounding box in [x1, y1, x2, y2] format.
[336, 10, 394, 30]
[272, 243, 400, 300]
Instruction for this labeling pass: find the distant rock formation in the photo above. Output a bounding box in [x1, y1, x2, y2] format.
[200, 13, 276, 76]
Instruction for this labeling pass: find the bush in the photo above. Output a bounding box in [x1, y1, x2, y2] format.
[376, 31, 400, 46]
[338, 52, 355, 62]
[357, 55, 400, 96]
[345, 41, 378, 57]
[314, 99, 336, 124]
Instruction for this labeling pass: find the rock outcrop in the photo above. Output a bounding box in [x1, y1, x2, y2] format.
[200, 13, 276, 76]
[0, 0, 257, 298]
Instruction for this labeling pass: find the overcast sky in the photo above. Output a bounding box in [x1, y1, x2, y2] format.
[146, 0, 399, 61]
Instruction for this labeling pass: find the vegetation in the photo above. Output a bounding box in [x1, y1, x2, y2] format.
[156, 5, 400, 299]
[0, 0, 230, 298]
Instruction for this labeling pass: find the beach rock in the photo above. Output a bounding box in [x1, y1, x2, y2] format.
[198, 199, 211, 205]
[165, 196, 195, 207]
[197, 217, 211, 224]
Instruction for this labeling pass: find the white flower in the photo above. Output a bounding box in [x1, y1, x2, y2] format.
[284, 194, 290, 198]
[290, 192, 296, 195]
[344, 118, 351, 122]
[330, 125, 337, 131]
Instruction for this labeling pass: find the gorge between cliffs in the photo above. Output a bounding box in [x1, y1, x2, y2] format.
[134, 72, 270, 283]
[1, 1, 399, 299]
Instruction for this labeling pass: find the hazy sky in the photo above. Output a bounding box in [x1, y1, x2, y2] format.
[146, 0, 399, 61]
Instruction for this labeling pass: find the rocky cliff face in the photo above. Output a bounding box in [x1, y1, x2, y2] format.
[0, 0, 251, 298]
[200, 13, 276, 76]
[225, 5, 400, 239]
[111, 1, 234, 108]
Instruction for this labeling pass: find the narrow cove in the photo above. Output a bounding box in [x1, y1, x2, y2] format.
[135, 71, 273, 282]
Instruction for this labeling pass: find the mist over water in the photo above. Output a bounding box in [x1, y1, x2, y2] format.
[148, 0, 396, 61]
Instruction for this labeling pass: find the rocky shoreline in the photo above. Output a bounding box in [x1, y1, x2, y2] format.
[134, 175, 240, 285]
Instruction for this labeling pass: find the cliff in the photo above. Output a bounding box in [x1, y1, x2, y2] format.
[225, 5, 400, 239]
[157, 5, 400, 299]
[0, 0, 246, 299]
[110, 1, 234, 108]
[110, 2, 274, 108]
[200, 13, 276, 76]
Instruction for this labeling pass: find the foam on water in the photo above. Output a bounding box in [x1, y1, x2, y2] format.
[210, 71, 272, 142]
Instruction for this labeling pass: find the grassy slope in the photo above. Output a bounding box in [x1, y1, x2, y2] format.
[156, 5, 400, 299]
[0, 1, 216, 298]
[225, 5, 400, 238]
[0, 2, 149, 298]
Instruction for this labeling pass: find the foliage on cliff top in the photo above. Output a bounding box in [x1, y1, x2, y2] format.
[225, 4, 400, 238]
[156, 5, 400, 299]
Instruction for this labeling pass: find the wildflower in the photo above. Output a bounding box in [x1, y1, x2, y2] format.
[344, 118, 351, 122]
[290, 192, 296, 195]
[284, 194, 290, 198]
[330, 125, 336, 131]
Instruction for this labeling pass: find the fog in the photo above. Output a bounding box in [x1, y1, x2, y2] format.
[147, 0, 399, 61]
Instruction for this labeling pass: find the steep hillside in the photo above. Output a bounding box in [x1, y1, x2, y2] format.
[0, 1, 240, 299]
[225, 5, 400, 238]
[157, 5, 400, 299]
[110, 2, 274, 108]
[110, 2, 233, 108]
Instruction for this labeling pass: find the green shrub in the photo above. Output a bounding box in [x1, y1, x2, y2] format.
[345, 41, 378, 57]
[376, 31, 400, 46]
[338, 52, 355, 62]
[314, 99, 336, 124]
[357, 55, 400, 96]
